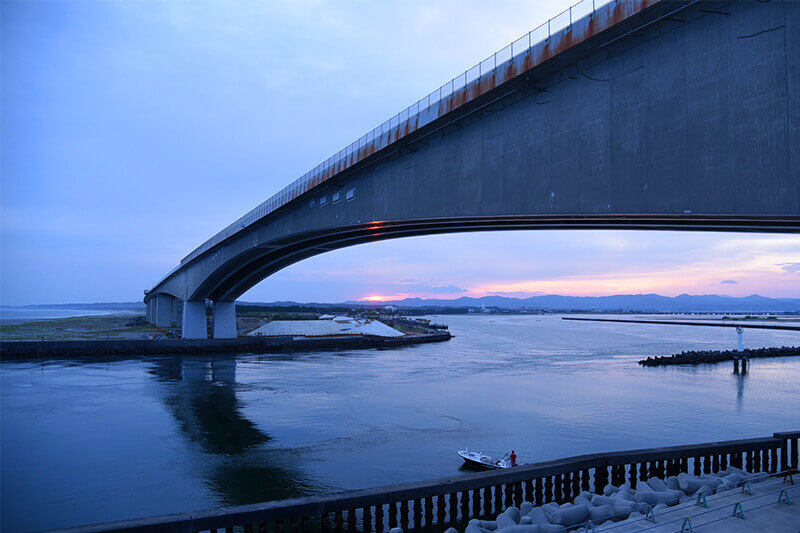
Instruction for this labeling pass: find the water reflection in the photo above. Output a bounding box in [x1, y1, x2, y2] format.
[148, 357, 268, 454]
[148, 356, 317, 504]
[731, 359, 748, 412]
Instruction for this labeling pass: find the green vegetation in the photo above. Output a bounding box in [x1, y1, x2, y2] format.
[0, 314, 164, 341]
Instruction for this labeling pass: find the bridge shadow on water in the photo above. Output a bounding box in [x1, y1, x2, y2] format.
[147, 355, 320, 506]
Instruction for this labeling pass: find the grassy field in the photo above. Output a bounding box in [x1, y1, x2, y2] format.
[0, 314, 166, 341]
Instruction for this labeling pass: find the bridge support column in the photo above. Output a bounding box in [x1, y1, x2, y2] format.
[147, 293, 180, 328]
[212, 301, 237, 339]
[182, 301, 207, 339]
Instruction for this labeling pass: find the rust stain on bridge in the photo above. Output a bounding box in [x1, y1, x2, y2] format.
[179, 0, 662, 267]
[286, 0, 658, 206]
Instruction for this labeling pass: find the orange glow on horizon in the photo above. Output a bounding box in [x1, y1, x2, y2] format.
[361, 295, 393, 302]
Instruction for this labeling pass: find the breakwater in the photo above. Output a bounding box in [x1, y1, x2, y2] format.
[0, 331, 451, 360]
[638, 345, 800, 367]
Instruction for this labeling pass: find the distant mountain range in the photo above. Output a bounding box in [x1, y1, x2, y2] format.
[9, 294, 800, 313]
[248, 294, 800, 313]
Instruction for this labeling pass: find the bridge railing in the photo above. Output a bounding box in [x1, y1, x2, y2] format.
[55, 431, 798, 533]
[175, 0, 659, 269]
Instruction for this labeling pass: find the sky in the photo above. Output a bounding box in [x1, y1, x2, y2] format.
[2, 0, 799, 306]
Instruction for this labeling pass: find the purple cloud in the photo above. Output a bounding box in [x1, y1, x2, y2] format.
[778, 263, 800, 274]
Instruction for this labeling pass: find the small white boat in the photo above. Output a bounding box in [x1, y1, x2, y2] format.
[458, 448, 517, 469]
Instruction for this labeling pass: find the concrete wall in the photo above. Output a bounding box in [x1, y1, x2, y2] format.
[148, 0, 800, 307]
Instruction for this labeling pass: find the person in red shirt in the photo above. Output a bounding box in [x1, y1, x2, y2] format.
[510, 450, 517, 466]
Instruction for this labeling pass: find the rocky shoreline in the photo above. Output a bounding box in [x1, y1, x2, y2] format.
[638, 345, 800, 367]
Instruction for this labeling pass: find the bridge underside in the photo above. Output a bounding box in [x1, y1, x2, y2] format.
[201, 214, 800, 304]
[145, 0, 800, 337]
[148, 213, 798, 338]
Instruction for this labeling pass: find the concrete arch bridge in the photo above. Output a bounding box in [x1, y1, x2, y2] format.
[145, 0, 800, 338]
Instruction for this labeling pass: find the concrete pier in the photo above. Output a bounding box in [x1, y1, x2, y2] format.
[212, 301, 237, 339]
[181, 301, 207, 339]
[146, 293, 180, 328]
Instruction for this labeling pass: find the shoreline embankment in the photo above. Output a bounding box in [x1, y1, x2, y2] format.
[0, 332, 451, 360]
[638, 345, 800, 367]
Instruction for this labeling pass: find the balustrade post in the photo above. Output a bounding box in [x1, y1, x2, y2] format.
[535, 478, 544, 506]
[560, 474, 569, 502]
[321, 513, 330, 533]
[437, 495, 446, 526]
[494, 484, 503, 514]
[335, 511, 344, 533]
[504, 482, 513, 508]
[721, 453, 728, 471]
[581, 469, 591, 492]
[554, 474, 564, 503]
[514, 481, 524, 506]
[400, 500, 409, 531]
[779, 440, 789, 472]
[449, 492, 458, 525]
[472, 489, 481, 519]
[387, 503, 397, 530]
[734, 451, 743, 469]
[375, 505, 384, 533]
[793, 437, 799, 470]
[544, 476, 555, 504]
[595, 467, 609, 493]
[461, 490, 470, 521]
[425, 497, 434, 529]
[525, 479, 535, 503]
[614, 464, 625, 486]
[363, 507, 372, 533]
[571, 471, 580, 497]
[482, 487, 492, 517]
[413, 498, 421, 529]
[347, 510, 356, 533]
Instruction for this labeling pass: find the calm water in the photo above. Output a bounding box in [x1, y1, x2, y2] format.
[2, 315, 800, 531]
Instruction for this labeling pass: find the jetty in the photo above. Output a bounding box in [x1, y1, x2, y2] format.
[638, 346, 800, 367]
[0, 331, 451, 360]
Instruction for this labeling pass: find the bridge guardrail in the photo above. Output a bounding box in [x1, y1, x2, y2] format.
[175, 0, 662, 272]
[50, 430, 798, 533]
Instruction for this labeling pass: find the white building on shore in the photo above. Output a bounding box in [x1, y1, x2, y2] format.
[247, 316, 403, 338]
